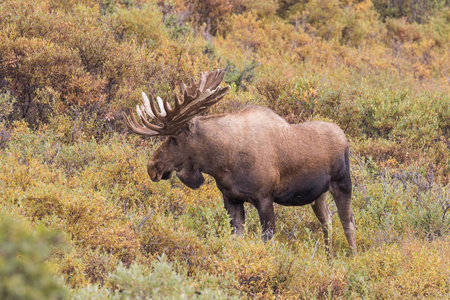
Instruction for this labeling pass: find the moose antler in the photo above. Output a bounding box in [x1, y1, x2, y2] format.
[123, 69, 230, 136]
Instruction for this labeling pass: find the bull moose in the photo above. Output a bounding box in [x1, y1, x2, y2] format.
[124, 69, 356, 256]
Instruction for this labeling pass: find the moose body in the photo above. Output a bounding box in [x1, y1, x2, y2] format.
[125, 70, 356, 256]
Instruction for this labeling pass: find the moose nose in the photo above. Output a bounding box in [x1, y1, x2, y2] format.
[147, 162, 159, 182]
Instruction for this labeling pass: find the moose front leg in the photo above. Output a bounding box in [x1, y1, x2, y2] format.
[256, 200, 275, 242]
[224, 196, 245, 236]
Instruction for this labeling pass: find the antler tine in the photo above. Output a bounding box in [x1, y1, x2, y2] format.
[180, 70, 218, 99]
[137, 109, 164, 133]
[145, 92, 164, 120]
[141, 92, 156, 119]
[171, 69, 228, 121]
[156, 97, 167, 117]
[198, 72, 207, 92]
[160, 95, 172, 115]
[122, 92, 169, 136]
[122, 110, 160, 136]
[204, 70, 224, 91]
[181, 80, 200, 103]
[173, 93, 183, 109]
[170, 82, 230, 127]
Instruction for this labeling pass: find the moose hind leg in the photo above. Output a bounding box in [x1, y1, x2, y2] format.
[330, 177, 357, 255]
[311, 193, 333, 258]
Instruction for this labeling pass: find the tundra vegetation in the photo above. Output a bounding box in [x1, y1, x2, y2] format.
[0, 0, 449, 299]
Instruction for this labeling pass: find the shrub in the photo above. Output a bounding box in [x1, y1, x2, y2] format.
[72, 255, 236, 299]
[253, 69, 319, 123]
[0, 0, 216, 139]
[372, 0, 448, 24]
[0, 212, 68, 300]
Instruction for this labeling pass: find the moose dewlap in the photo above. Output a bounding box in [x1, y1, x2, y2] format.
[124, 70, 356, 257]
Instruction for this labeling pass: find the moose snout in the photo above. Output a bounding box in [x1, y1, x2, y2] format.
[147, 162, 159, 182]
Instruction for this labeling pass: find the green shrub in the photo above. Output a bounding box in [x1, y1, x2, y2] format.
[72, 255, 236, 299]
[372, 0, 448, 24]
[0, 212, 68, 300]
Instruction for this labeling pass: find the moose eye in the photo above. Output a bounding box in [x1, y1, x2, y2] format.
[169, 136, 178, 146]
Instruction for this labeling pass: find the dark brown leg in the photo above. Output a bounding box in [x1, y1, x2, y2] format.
[256, 200, 275, 241]
[224, 196, 245, 236]
[330, 179, 357, 255]
[311, 193, 333, 259]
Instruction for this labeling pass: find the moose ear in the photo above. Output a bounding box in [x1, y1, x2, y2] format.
[177, 162, 205, 189]
[188, 119, 197, 133]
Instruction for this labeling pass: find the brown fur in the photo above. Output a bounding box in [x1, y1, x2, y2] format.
[148, 106, 356, 256]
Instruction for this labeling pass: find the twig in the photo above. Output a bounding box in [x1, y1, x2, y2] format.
[311, 239, 319, 260]
[133, 211, 154, 234]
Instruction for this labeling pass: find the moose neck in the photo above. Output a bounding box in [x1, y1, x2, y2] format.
[186, 116, 230, 176]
